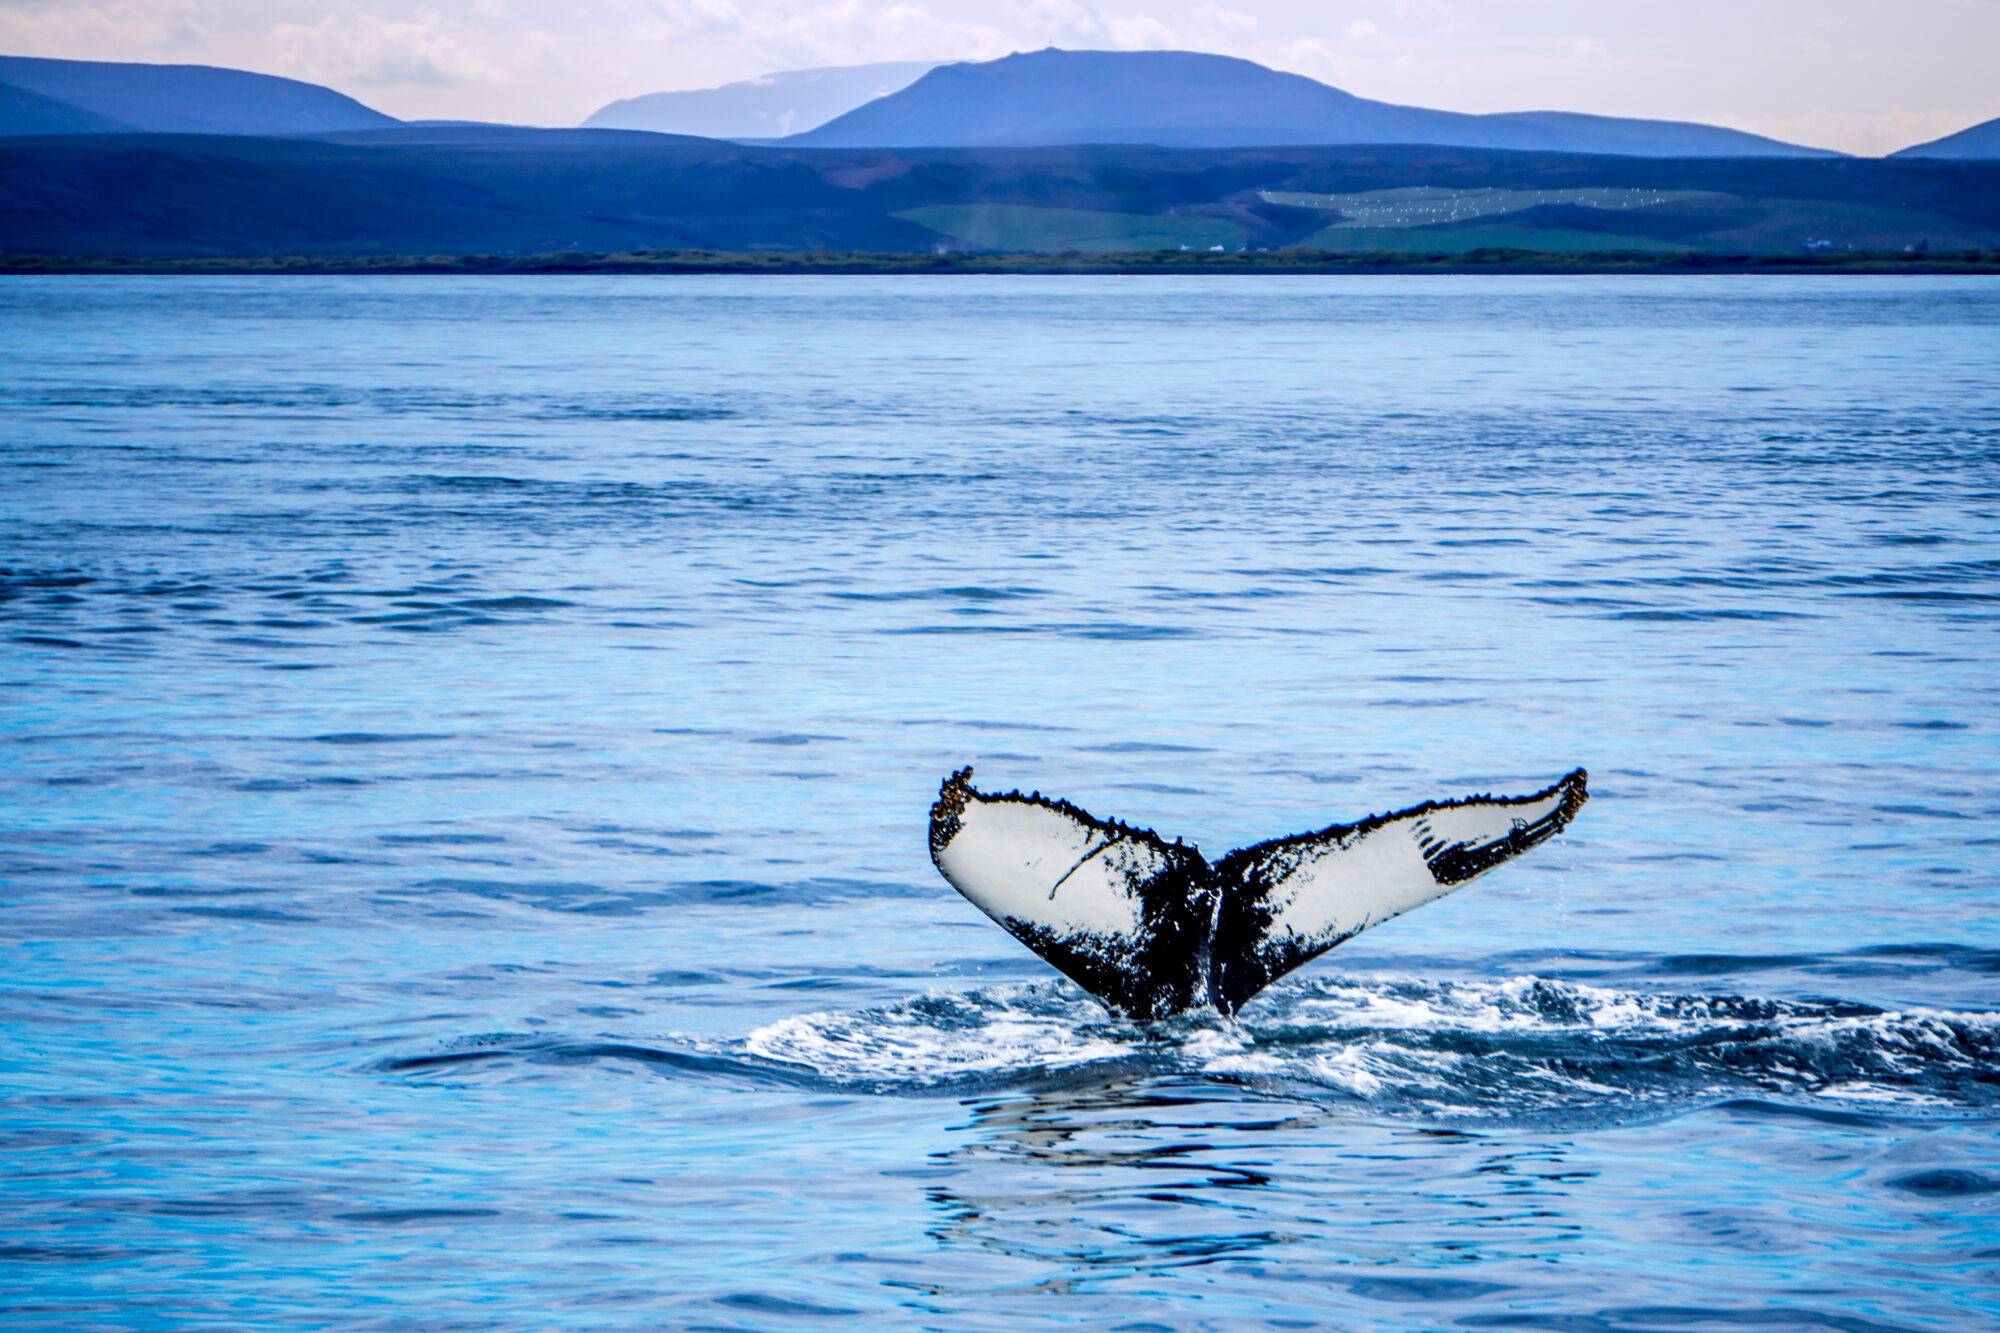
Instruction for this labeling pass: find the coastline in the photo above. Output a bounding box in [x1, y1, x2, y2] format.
[5, 247, 1998, 275]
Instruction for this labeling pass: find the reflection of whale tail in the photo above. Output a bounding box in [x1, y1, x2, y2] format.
[929, 766, 1588, 1020]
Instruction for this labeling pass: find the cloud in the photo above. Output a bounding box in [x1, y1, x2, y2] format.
[1193, 4, 1259, 36]
[270, 10, 499, 86]
[1390, 0, 1462, 36]
[610, 0, 1005, 68]
[623, 0, 746, 46]
[1104, 13, 1178, 49]
[0, 0, 211, 58]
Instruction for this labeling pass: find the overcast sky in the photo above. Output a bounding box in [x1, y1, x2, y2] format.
[3, 1, 1994, 153]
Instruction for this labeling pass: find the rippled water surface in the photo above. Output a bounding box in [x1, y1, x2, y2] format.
[3, 275, 1998, 1330]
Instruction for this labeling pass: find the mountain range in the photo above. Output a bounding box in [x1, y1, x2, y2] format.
[585, 62, 935, 140]
[785, 50, 1835, 157]
[2, 48, 1995, 159]
[1893, 116, 2000, 160]
[2, 47, 1999, 261]
[0, 55, 395, 136]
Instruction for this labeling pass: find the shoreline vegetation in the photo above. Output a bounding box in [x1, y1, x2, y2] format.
[4, 247, 1998, 275]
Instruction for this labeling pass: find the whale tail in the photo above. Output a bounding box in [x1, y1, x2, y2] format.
[929, 766, 1588, 1019]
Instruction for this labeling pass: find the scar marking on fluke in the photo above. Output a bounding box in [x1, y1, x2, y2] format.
[1048, 834, 1120, 900]
[929, 765, 1588, 1020]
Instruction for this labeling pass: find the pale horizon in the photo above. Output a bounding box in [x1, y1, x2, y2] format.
[1, 1, 1996, 155]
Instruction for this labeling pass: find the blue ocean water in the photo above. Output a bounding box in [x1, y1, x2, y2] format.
[1, 274, 1996, 1330]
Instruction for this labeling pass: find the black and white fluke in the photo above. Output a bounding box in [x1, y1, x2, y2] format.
[929, 767, 1589, 1020]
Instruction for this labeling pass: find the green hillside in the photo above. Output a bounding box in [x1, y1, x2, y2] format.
[895, 204, 1243, 252]
[1288, 191, 2000, 255]
[1262, 185, 1719, 225]
[1306, 224, 1694, 254]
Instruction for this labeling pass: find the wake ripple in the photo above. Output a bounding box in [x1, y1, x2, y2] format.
[387, 976, 2000, 1121]
[1214, 975, 2000, 1116]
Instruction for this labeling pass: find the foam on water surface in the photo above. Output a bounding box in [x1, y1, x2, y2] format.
[385, 975, 2000, 1130]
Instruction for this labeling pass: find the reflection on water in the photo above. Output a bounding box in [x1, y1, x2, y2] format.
[949, 1078, 1600, 1264]
[915, 1075, 1989, 1326]
[917, 1073, 1998, 1325]
[930, 1079, 1319, 1272]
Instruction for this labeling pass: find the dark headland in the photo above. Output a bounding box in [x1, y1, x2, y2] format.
[4, 50, 1998, 268]
[4, 135, 1998, 266]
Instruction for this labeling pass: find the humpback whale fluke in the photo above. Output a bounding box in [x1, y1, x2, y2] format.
[929, 767, 1588, 1020]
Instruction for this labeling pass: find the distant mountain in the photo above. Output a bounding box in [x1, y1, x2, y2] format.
[0, 80, 135, 136]
[0, 55, 396, 136]
[789, 49, 1838, 157]
[585, 62, 936, 139]
[1893, 116, 2000, 160]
